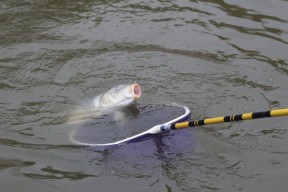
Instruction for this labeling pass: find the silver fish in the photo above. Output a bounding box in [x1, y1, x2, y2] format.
[93, 83, 141, 108]
[67, 83, 141, 124]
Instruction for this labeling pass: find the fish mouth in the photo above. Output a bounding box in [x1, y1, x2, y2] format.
[130, 83, 141, 99]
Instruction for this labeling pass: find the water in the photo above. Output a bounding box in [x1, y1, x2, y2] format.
[1, 0, 288, 191]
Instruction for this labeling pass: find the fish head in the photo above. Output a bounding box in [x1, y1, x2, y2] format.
[100, 83, 141, 108]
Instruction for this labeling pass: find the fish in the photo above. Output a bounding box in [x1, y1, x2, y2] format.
[67, 83, 141, 124]
[93, 83, 141, 109]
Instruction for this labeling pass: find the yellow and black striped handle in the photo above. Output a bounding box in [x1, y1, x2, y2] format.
[170, 108, 288, 130]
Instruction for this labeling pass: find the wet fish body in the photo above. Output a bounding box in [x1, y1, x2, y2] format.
[93, 83, 141, 109]
[68, 83, 141, 124]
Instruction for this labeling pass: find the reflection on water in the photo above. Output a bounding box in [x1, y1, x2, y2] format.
[1, 0, 288, 191]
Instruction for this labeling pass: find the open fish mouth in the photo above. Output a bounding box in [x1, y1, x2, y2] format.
[131, 83, 141, 99]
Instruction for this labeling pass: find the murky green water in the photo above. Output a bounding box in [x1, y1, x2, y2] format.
[1, 0, 288, 191]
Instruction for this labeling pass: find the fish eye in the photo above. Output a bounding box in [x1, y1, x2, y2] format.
[114, 85, 121, 91]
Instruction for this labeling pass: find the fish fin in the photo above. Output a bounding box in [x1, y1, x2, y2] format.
[113, 110, 126, 126]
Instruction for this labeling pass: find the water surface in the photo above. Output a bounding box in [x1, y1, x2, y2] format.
[1, 0, 288, 191]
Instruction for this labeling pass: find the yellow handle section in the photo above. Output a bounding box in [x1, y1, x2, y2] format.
[204, 117, 224, 125]
[270, 108, 288, 117]
[175, 122, 190, 129]
[242, 112, 253, 120]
